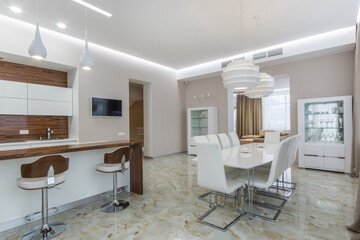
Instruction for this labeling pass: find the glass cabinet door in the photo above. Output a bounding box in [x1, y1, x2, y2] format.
[304, 100, 344, 143]
[191, 110, 208, 137]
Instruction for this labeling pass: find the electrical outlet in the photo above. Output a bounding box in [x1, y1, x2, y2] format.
[118, 132, 126, 136]
[20, 130, 29, 135]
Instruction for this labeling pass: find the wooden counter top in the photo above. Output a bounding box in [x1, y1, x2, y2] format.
[0, 140, 142, 161]
[0, 140, 144, 195]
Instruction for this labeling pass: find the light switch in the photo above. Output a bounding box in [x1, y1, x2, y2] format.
[118, 132, 126, 136]
[20, 130, 29, 135]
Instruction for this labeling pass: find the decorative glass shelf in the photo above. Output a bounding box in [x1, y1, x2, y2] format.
[305, 112, 343, 116]
[191, 117, 208, 119]
[192, 126, 208, 128]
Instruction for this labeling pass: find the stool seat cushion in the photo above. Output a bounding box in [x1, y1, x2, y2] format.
[96, 161, 129, 173]
[17, 172, 66, 190]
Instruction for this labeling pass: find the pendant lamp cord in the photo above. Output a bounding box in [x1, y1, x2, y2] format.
[84, 3, 88, 38]
[36, 0, 38, 21]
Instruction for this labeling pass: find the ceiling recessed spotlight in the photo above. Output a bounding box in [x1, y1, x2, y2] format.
[9, 6, 22, 13]
[57, 22, 66, 29]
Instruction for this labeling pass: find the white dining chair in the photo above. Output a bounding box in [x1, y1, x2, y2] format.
[264, 132, 280, 144]
[237, 138, 292, 221]
[206, 134, 220, 145]
[196, 142, 245, 231]
[228, 132, 240, 146]
[217, 133, 231, 149]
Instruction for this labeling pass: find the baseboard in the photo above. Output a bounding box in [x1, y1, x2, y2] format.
[0, 186, 127, 233]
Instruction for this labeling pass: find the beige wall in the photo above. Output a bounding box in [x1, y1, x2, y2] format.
[262, 50, 354, 135]
[0, 15, 186, 157]
[185, 76, 229, 133]
[184, 51, 355, 136]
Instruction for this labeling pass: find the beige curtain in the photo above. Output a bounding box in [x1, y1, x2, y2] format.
[347, 23, 360, 239]
[351, 23, 360, 178]
[236, 94, 262, 138]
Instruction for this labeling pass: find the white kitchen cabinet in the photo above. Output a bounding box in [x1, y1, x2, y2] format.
[28, 84, 72, 102]
[0, 80, 27, 99]
[28, 100, 72, 116]
[298, 96, 352, 173]
[0, 98, 27, 115]
[187, 107, 217, 155]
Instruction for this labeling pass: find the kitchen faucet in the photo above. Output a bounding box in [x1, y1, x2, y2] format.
[47, 128, 54, 140]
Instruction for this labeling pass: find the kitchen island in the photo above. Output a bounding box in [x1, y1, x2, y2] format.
[0, 140, 143, 231]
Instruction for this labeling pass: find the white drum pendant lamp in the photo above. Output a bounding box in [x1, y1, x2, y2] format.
[222, 60, 260, 92]
[244, 73, 275, 98]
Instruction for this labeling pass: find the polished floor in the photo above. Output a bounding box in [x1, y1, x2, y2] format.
[0, 153, 359, 240]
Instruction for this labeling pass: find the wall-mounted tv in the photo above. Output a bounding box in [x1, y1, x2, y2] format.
[92, 97, 122, 117]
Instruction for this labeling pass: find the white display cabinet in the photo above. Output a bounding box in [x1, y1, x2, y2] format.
[298, 96, 352, 173]
[187, 107, 217, 155]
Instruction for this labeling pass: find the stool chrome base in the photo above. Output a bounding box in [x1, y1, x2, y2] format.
[22, 222, 66, 240]
[101, 200, 129, 213]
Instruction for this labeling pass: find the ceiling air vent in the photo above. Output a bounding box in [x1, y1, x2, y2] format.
[253, 52, 267, 60]
[221, 60, 232, 68]
[268, 48, 283, 57]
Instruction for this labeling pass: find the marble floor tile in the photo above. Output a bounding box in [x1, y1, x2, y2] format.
[0, 153, 358, 240]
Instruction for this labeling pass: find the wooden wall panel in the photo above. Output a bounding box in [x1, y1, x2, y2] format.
[0, 61, 68, 142]
[0, 61, 67, 87]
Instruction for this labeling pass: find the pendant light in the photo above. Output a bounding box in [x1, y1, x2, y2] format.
[222, 60, 260, 91]
[222, 0, 260, 91]
[79, 3, 94, 70]
[28, 0, 47, 60]
[244, 73, 275, 98]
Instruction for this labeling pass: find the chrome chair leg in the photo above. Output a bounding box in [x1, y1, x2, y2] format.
[197, 189, 244, 232]
[101, 172, 129, 213]
[22, 189, 66, 240]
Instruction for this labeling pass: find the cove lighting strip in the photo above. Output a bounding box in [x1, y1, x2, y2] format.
[72, 0, 112, 17]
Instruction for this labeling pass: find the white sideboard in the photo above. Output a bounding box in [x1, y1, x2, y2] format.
[0, 80, 73, 116]
[298, 96, 352, 173]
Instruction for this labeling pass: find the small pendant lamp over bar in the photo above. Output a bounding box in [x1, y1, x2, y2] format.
[28, 0, 47, 60]
[222, 59, 260, 92]
[80, 3, 94, 70]
[244, 72, 275, 98]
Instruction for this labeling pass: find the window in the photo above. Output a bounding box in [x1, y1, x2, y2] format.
[233, 94, 237, 132]
[262, 89, 290, 131]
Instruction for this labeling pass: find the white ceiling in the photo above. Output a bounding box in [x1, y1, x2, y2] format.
[0, 0, 359, 69]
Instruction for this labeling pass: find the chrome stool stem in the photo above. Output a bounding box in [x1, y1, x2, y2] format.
[100, 172, 129, 213]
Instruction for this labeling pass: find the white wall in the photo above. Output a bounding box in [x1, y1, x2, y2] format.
[0, 15, 186, 157]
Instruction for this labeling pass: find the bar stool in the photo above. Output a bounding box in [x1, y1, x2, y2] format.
[96, 147, 132, 213]
[17, 155, 69, 240]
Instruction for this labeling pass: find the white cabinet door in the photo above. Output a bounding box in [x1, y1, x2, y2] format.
[0, 98, 27, 115]
[304, 144, 323, 156]
[28, 84, 72, 102]
[28, 100, 72, 116]
[0, 80, 27, 99]
[324, 145, 345, 158]
[304, 156, 324, 169]
[324, 157, 345, 171]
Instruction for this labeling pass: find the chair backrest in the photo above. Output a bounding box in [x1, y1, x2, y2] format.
[196, 142, 228, 193]
[206, 134, 220, 145]
[193, 136, 208, 144]
[21, 155, 69, 178]
[287, 134, 301, 168]
[264, 138, 291, 187]
[228, 132, 240, 146]
[218, 133, 231, 149]
[105, 147, 133, 164]
[264, 132, 280, 144]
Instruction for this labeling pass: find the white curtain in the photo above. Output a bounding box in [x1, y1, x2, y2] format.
[262, 90, 290, 131]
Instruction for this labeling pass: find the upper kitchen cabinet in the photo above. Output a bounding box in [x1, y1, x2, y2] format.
[28, 84, 73, 116]
[0, 80, 28, 115]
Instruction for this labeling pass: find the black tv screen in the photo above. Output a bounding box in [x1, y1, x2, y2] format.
[92, 97, 122, 117]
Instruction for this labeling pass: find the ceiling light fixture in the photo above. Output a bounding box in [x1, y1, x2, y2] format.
[72, 0, 112, 17]
[9, 6, 22, 13]
[79, 3, 94, 70]
[28, 0, 47, 60]
[222, 0, 260, 91]
[244, 73, 275, 98]
[57, 22, 66, 29]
